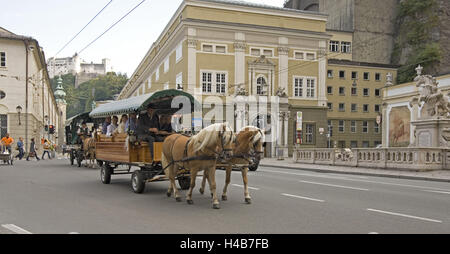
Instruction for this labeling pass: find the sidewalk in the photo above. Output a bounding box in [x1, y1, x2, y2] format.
[260, 158, 450, 183]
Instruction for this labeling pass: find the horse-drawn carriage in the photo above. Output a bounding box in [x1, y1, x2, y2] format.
[89, 89, 199, 193]
[65, 112, 99, 167]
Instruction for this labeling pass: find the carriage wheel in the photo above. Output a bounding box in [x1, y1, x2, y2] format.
[131, 171, 146, 194]
[178, 176, 191, 190]
[97, 160, 104, 167]
[100, 164, 112, 184]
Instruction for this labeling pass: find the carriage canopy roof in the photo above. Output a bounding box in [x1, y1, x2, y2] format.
[89, 89, 200, 118]
[66, 112, 93, 126]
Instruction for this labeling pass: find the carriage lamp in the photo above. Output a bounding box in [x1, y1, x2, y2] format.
[16, 105, 22, 125]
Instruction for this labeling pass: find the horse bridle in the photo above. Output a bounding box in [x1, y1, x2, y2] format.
[233, 129, 264, 160]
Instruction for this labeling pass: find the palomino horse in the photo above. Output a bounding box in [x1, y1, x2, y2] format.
[199, 126, 264, 204]
[81, 133, 96, 168]
[162, 122, 234, 209]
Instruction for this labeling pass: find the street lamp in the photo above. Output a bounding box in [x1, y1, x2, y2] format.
[16, 105, 22, 125]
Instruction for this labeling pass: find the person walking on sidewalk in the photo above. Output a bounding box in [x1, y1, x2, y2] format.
[41, 139, 51, 160]
[15, 137, 24, 160]
[26, 138, 40, 161]
[1, 133, 14, 154]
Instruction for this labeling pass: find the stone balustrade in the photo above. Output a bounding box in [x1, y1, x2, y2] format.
[293, 147, 450, 171]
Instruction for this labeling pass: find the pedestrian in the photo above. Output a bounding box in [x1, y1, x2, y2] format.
[15, 137, 24, 160]
[41, 139, 51, 160]
[106, 116, 118, 136]
[1, 133, 14, 154]
[102, 116, 111, 134]
[26, 138, 40, 161]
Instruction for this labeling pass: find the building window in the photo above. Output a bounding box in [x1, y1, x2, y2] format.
[374, 141, 381, 147]
[375, 73, 381, 81]
[363, 104, 369, 112]
[256, 76, 266, 95]
[305, 124, 315, 144]
[294, 78, 303, 97]
[374, 104, 380, 113]
[327, 86, 333, 94]
[251, 48, 260, 56]
[216, 73, 226, 94]
[202, 72, 212, 93]
[295, 52, 304, 60]
[327, 103, 333, 111]
[155, 68, 160, 81]
[203, 44, 213, 52]
[0, 52, 6, 67]
[362, 141, 370, 148]
[362, 121, 368, 133]
[341, 42, 351, 53]
[306, 53, 315, 60]
[339, 71, 345, 79]
[176, 73, 183, 90]
[164, 58, 169, 73]
[351, 87, 357, 96]
[351, 71, 358, 80]
[339, 103, 345, 112]
[363, 88, 369, 96]
[306, 78, 315, 98]
[364, 72, 370, 80]
[176, 43, 183, 62]
[338, 120, 345, 133]
[339, 87, 345, 95]
[216, 46, 226, 54]
[351, 141, 358, 148]
[329, 41, 339, 52]
[375, 89, 381, 97]
[374, 121, 380, 134]
[0, 115, 7, 138]
[327, 70, 333, 78]
[263, 49, 273, 57]
[351, 103, 357, 112]
[351, 120, 357, 133]
[338, 141, 346, 148]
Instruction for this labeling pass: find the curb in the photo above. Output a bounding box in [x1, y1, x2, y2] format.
[259, 163, 450, 183]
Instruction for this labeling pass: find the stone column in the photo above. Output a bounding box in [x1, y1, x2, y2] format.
[234, 32, 246, 96]
[278, 44, 289, 93]
[187, 28, 197, 95]
[381, 102, 389, 147]
[284, 111, 290, 148]
[317, 43, 327, 107]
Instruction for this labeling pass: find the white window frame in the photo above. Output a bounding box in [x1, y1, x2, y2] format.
[0, 52, 6, 67]
[338, 120, 345, 133]
[201, 43, 227, 54]
[200, 70, 228, 95]
[250, 47, 274, 57]
[351, 120, 357, 133]
[164, 58, 169, 73]
[329, 41, 340, 52]
[292, 76, 317, 99]
[306, 78, 316, 98]
[305, 52, 316, 61]
[341, 42, 351, 53]
[215, 72, 227, 94]
[176, 43, 183, 63]
[294, 51, 304, 60]
[176, 72, 183, 90]
[293, 77, 303, 98]
[202, 44, 213, 52]
[374, 122, 380, 134]
[362, 121, 369, 133]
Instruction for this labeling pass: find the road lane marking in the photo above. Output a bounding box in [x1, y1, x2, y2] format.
[68, 232, 80, 234]
[232, 184, 260, 190]
[299, 180, 369, 191]
[423, 190, 450, 195]
[281, 193, 324, 203]
[368, 232, 379, 234]
[1, 224, 33, 234]
[366, 208, 442, 223]
[259, 170, 352, 180]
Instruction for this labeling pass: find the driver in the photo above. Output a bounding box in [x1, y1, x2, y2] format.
[77, 122, 90, 141]
[137, 105, 163, 159]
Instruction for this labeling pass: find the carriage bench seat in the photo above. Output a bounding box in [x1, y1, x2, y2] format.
[130, 142, 163, 163]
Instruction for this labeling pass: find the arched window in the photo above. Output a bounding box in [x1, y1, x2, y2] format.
[256, 76, 266, 95]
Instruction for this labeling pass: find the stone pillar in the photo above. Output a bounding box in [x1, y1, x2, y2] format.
[381, 102, 388, 147]
[317, 43, 327, 107]
[234, 32, 246, 96]
[187, 28, 197, 95]
[278, 38, 289, 93]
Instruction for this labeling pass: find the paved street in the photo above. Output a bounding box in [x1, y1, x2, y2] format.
[0, 158, 449, 234]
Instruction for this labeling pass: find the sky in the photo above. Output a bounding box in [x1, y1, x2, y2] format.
[0, 0, 286, 76]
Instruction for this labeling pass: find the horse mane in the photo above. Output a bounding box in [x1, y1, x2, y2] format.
[192, 123, 233, 153]
[240, 125, 265, 144]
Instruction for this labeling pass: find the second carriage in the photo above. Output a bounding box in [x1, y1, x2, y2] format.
[89, 89, 199, 193]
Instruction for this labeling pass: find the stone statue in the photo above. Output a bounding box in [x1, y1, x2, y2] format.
[414, 65, 450, 119]
[235, 86, 248, 96]
[275, 87, 288, 98]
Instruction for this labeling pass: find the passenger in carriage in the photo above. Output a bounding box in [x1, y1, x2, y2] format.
[106, 116, 118, 136]
[137, 106, 162, 159]
[113, 114, 128, 135]
[101, 116, 111, 134]
[125, 112, 137, 133]
[159, 114, 173, 135]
